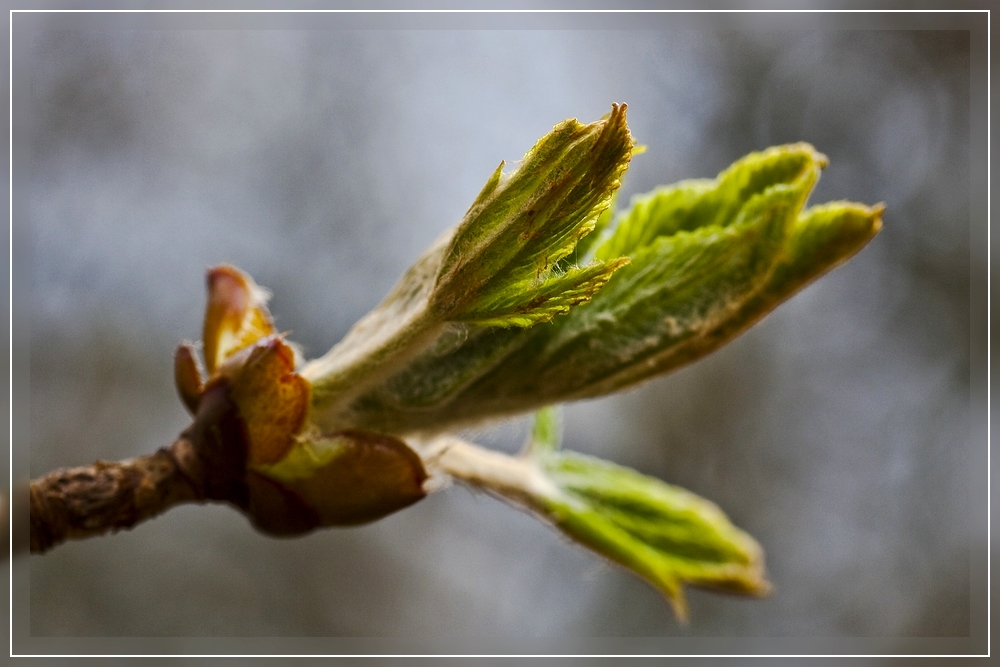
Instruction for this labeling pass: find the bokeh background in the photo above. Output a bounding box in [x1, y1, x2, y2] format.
[22, 22, 976, 638]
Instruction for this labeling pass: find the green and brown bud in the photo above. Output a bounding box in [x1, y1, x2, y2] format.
[174, 265, 426, 535]
[331, 142, 882, 434]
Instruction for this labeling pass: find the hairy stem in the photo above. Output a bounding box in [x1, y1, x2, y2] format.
[423, 435, 556, 508]
[303, 308, 445, 426]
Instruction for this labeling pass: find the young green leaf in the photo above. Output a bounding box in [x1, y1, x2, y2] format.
[432, 103, 634, 326]
[302, 105, 636, 427]
[536, 450, 770, 622]
[452, 257, 630, 328]
[430, 409, 769, 623]
[592, 199, 884, 393]
[593, 143, 827, 259]
[332, 143, 880, 435]
[164, 113, 883, 622]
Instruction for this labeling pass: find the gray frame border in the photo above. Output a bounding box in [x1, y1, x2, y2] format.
[7, 7, 990, 658]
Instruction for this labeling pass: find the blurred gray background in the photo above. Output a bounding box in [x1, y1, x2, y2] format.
[22, 24, 975, 638]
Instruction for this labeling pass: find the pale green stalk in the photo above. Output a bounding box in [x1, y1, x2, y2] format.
[427, 408, 769, 622]
[301, 300, 446, 423]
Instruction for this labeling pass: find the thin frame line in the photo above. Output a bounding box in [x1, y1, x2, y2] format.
[7, 6, 989, 659]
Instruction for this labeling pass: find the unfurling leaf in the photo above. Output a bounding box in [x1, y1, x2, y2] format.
[432, 103, 634, 326]
[168, 107, 881, 621]
[301, 104, 636, 422]
[433, 409, 769, 623]
[536, 450, 769, 623]
[522, 409, 770, 622]
[331, 143, 881, 435]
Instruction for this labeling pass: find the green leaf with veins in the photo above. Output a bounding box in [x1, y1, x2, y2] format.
[178, 107, 882, 623]
[333, 142, 879, 435]
[432, 103, 634, 326]
[535, 449, 770, 623]
[436, 407, 770, 623]
[302, 104, 636, 422]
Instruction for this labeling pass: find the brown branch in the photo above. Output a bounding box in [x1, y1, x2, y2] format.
[29, 379, 325, 554]
[27, 381, 242, 554]
[29, 437, 203, 554]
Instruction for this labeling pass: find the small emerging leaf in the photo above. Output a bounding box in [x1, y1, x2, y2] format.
[612, 200, 884, 389]
[594, 143, 827, 260]
[454, 257, 630, 328]
[525, 156, 819, 398]
[537, 450, 769, 622]
[432, 103, 635, 327]
[303, 105, 636, 427]
[571, 191, 618, 262]
[332, 143, 880, 434]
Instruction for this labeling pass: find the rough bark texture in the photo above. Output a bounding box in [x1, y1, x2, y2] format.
[29, 438, 202, 554]
[28, 376, 325, 553]
[28, 379, 246, 554]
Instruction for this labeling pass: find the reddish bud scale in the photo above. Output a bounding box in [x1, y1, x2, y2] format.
[174, 265, 428, 534]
